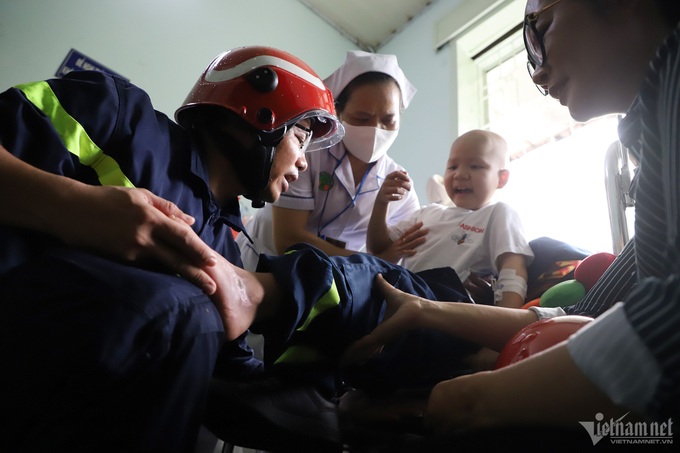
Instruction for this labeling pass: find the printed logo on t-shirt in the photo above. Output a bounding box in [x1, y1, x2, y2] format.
[451, 233, 472, 245]
[459, 223, 485, 234]
[451, 222, 485, 246]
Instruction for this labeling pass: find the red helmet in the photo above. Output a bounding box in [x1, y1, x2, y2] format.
[494, 315, 593, 369]
[175, 46, 343, 151]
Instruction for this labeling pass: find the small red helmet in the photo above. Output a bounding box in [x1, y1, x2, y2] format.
[494, 315, 593, 369]
[175, 46, 343, 152]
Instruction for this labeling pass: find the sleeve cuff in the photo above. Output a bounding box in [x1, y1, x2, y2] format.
[567, 303, 661, 412]
[528, 306, 566, 320]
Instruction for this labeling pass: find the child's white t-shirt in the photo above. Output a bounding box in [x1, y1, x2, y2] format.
[388, 202, 534, 282]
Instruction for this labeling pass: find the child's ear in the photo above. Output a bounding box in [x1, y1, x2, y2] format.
[497, 169, 510, 188]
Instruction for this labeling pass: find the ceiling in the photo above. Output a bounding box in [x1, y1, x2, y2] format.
[298, 0, 439, 51]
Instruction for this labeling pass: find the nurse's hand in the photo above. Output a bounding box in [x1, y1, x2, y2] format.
[377, 170, 412, 203]
[376, 221, 428, 263]
[60, 185, 219, 294]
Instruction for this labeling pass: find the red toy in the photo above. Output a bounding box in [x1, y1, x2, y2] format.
[526, 251, 617, 309]
[495, 315, 593, 369]
[573, 252, 617, 291]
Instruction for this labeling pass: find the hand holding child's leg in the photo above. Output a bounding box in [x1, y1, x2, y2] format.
[205, 255, 279, 340]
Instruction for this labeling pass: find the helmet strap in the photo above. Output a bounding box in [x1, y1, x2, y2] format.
[244, 142, 275, 208]
[204, 127, 275, 208]
[189, 109, 277, 208]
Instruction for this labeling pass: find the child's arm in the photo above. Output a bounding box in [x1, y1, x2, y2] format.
[367, 199, 392, 255]
[494, 252, 529, 308]
[367, 170, 412, 255]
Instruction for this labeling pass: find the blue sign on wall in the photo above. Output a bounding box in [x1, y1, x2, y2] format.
[55, 48, 128, 81]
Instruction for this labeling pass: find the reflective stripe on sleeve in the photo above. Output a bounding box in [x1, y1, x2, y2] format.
[296, 279, 340, 332]
[274, 279, 341, 365]
[273, 345, 323, 365]
[16, 81, 135, 188]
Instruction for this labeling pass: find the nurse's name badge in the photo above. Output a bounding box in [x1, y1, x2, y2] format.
[324, 237, 346, 249]
[319, 172, 334, 191]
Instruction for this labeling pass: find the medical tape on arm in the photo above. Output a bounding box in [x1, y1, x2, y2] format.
[493, 268, 527, 303]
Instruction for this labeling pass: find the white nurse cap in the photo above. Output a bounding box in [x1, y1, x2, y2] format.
[323, 50, 417, 110]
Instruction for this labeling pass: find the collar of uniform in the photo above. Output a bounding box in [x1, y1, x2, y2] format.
[221, 197, 248, 234]
[328, 142, 349, 161]
[188, 143, 248, 235]
[189, 142, 212, 195]
[329, 142, 383, 194]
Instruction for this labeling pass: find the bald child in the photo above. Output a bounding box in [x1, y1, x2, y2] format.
[367, 129, 533, 308]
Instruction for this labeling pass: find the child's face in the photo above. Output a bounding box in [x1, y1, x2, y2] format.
[443, 138, 508, 211]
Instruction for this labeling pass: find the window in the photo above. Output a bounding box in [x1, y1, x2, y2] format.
[452, 1, 624, 253]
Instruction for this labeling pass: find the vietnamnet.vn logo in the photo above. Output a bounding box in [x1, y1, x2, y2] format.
[579, 412, 674, 446]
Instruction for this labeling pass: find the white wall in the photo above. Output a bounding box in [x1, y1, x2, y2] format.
[0, 0, 355, 116]
[381, 0, 467, 203]
[0, 0, 482, 204]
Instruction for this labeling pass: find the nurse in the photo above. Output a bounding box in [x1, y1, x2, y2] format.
[237, 50, 425, 270]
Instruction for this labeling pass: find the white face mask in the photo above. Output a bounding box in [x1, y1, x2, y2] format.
[341, 122, 399, 163]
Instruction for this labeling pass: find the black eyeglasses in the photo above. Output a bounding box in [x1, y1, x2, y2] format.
[293, 123, 313, 152]
[523, 0, 563, 95]
[257, 122, 313, 152]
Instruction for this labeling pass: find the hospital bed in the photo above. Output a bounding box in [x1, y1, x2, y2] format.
[605, 140, 634, 254]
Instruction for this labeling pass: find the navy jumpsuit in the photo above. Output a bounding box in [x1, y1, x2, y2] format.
[0, 71, 248, 452]
[254, 244, 476, 396]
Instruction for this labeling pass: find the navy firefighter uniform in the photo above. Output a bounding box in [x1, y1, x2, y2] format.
[0, 69, 478, 452]
[253, 243, 479, 396]
[0, 70, 249, 452]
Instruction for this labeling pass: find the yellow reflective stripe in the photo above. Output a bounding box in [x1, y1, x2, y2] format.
[296, 279, 340, 332]
[16, 81, 135, 188]
[274, 345, 322, 365]
[273, 263, 341, 365]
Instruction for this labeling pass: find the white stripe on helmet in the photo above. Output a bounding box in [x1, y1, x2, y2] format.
[204, 54, 325, 90]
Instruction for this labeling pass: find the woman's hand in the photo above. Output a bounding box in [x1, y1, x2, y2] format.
[425, 372, 491, 433]
[424, 340, 625, 434]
